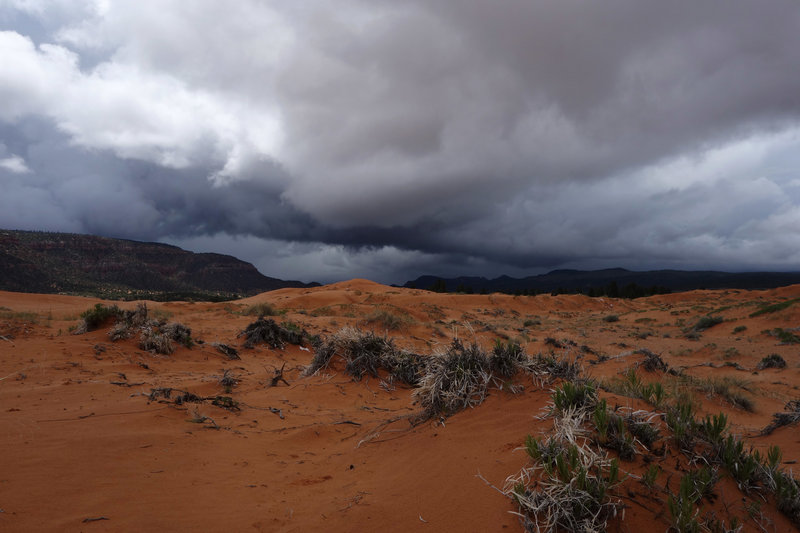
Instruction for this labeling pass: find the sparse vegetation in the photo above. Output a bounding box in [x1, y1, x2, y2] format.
[765, 328, 800, 344]
[244, 302, 282, 316]
[363, 308, 414, 331]
[750, 298, 800, 317]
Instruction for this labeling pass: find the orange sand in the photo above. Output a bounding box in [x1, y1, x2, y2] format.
[1, 282, 799, 531]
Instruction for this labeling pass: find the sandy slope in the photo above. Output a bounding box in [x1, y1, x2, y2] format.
[1, 281, 799, 531]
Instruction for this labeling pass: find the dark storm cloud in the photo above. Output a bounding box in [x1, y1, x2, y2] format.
[1, 1, 799, 283]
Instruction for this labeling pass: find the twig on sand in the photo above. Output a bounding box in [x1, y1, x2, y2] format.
[334, 420, 361, 426]
[82, 516, 109, 523]
[268, 363, 290, 387]
[269, 407, 284, 419]
[0, 335, 14, 345]
[475, 470, 507, 496]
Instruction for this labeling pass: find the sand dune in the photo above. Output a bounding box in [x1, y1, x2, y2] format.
[1, 283, 799, 531]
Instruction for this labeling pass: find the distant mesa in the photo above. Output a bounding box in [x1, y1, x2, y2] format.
[0, 229, 318, 301]
[404, 268, 800, 297]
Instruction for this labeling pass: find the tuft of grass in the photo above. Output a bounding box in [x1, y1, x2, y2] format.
[490, 339, 526, 378]
[603, 314, 619, 323]
[732, 325, 747, 334]
[413, 339, 491, 417]
[551, 381, 597, 415]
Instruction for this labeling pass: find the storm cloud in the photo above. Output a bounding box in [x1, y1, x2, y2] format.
[1, 1, 799, 283]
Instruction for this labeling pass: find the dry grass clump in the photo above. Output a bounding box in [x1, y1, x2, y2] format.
[101, 303, 194, 354]
[304, 327, 423, 385]
[762, 400, 800, 436]
[506, 407, 623, 533]
[413, 339, 492, 418]
[139, 326, 175, 355]
[238, 317, 306, 349]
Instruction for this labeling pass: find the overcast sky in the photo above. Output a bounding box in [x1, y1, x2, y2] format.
[1, 1, 799, 284]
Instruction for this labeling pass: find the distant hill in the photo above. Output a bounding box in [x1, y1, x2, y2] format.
[0, 229, 318, 300]
[404, 268, 800, 296]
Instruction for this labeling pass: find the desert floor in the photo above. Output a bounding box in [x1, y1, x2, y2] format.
[1, 280, 799, 532]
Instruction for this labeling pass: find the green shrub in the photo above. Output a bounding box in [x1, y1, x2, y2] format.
[603, 314, 619, 323]
[78, 303, 122, 332]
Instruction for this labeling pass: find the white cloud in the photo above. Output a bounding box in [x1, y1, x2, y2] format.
[0, 154, 31, 173]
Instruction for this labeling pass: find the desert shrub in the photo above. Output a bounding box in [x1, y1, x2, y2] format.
[381, 349, 424, 386]
[304, 328, 423, 385]
[244, 302, 281, 317]
[757, 353, 787, 370]
[490, 339, 526, 378]
[75, 303, 122, 333]
[509, 439, 623, 533]
[305, 340, 337, 375]
[637, 348, 669, 372]
[238, 317, 305, 349]
[603, 314, 619, 323]
[218, 369, 239, 393]
[139, 326, 174, 354]
[523, 319, 541, 327]
[413, 339, 491, 417]
[733, 325, 747, 334]
[161, 322, 193, 348]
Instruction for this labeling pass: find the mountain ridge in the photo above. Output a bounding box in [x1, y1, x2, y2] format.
[0, 229, 318, 300]
[404, 268, 800, 294]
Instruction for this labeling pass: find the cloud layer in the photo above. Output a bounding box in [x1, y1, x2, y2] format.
[1, 1, 799, 283]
